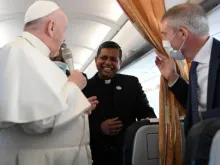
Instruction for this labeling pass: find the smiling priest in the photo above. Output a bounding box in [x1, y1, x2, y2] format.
[0, 1, 93, 165]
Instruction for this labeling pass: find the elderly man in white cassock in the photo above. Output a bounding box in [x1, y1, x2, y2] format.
[0, 1, 95, 165]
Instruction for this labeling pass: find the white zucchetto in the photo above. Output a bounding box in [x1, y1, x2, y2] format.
[25, 0, 59, 24]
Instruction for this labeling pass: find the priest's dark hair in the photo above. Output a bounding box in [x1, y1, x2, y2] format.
[97, 41, 122, 60]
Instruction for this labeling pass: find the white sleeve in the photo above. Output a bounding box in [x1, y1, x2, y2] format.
[20, 116, 55, 134]
[168, 75, 180, 87]
[20, 82, 90, 134]
[0, 119, 55, 134]
[0, 122, 15, 129]
[53, 82, 91, 127]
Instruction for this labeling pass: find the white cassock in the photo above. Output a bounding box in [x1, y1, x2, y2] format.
[0, 32, 92, 165]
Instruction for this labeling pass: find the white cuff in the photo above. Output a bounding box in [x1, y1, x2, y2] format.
[21, 116, 55, 134]
[168, 75, 179, 87]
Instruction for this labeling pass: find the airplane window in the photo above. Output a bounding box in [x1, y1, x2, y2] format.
[120, 50, 160, 117]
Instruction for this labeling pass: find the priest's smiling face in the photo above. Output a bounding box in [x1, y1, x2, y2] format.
[95, 48, 122, 79]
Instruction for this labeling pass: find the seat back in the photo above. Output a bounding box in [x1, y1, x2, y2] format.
[184, 118, 220, 165]
[209, 129, 220, 165]
[123, 119, 185, 165]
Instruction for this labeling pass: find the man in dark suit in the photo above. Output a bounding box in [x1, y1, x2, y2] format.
[82, 41, 156, 165]
[155, 3, 220, 164]
[156, 2, 220, 137]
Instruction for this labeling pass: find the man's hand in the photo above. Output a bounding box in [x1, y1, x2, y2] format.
[155, 50, 179, 85]
[68, 70, 87, 89]
[101, 117, 123, 136]
[86, 96, 99, 115]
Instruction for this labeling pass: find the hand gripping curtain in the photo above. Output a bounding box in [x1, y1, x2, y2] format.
[117, 0, 187, 164]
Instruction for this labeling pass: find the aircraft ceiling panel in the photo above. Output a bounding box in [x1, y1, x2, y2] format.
[208, 5, 220, 24]
[164, 0, 188, 10]
[55, 0, 123, 22]
[0, 0, 123, 22]
[66, 20, 111, 50]
[70, 46, 93, 65]
[165, 0, 209, 11]
[208, 5, 220, 36]
[0, 19, 23, 47]
[0, 0, 35, 15]
[112, 21, 147, 61]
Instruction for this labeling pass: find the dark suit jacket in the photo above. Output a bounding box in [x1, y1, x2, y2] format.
[170, 38, 220, 136]
[82, 73, 156, 148]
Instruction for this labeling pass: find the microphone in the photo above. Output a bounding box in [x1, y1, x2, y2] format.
[62, 47, 74, 73]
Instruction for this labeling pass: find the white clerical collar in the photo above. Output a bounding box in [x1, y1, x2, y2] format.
[21, 31, 50, 57]
[105, 79, 111, 84]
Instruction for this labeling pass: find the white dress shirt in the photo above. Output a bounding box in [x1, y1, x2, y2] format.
[193, 37, 213, 112]
[170, 37, 213, 112]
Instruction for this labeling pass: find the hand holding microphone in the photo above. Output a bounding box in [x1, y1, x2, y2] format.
[61, 43, 87, 89]
[68, 70, 87, 90]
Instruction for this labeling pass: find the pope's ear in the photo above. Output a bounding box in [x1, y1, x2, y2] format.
[47, 20, 55, 37]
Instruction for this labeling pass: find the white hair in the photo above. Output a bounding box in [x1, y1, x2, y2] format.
[162, 3, 209, 36]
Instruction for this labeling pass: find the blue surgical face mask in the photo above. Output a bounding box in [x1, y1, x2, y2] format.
[54, 61, 67, 73]
[162, 29, 187, 60]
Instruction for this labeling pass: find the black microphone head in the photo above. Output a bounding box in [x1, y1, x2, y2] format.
[62, 47, 72, 60]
